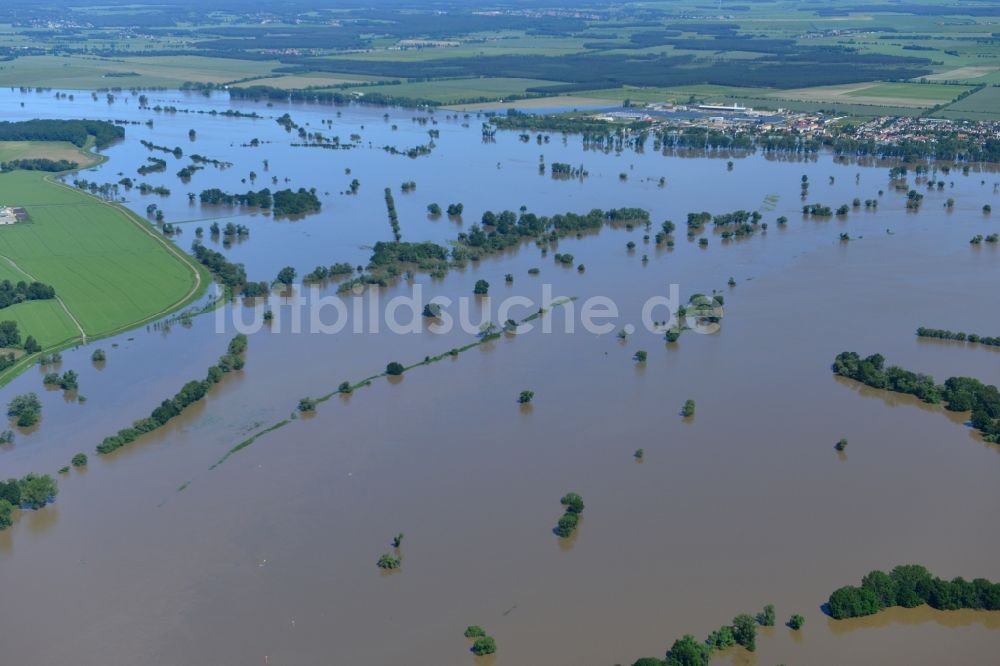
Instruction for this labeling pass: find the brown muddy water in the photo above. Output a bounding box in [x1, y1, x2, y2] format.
[0, 89, 998, 666]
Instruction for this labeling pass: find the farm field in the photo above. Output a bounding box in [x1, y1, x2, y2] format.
[713, 96, 921, 119]
[443, 95, 613, 111]
[921, 66, 999, 82]
[0, 170, 205, 356]
[767, 82, 971, 109]
[0, 296, 79, 349]
[580, 84, 774, 105]
[933, 86, 1000, 120]
[0, 140, 98, 166]
[0, 55, 282, 89]
[232, 72, 387, 90]
[343, 77, 561, 103]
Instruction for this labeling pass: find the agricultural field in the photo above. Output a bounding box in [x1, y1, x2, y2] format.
[0, 55, 282, 89]
[0, 170, 205, 356]
[0, 2, 997, 117]
[231, 72, 387, 90]
[933, 86, 1000, 120]
[0, 140, 98, 166]
[770, 82, 972, 109]
[343, 77, 562, 103]
[579, 84, 775, 105]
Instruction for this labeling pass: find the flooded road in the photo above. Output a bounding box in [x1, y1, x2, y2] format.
[0, 88, 998, 665]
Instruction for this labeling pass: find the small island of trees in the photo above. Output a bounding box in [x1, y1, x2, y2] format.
[828, 564, 1000, 619]
[555, 492, 584, 538]
[7, 392, 41, 427]
[0, 473, 59, 530]
[376, 553, 401, 570]
[681, 399, 695, 418]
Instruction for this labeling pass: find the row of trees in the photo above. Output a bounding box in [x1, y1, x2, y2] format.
[832, 352, 1000, 442]
[303, 263, 354, 283]
[140, 140, 183, 158]
[331, 206, 652, 294]
[190, 154, 232, 168]
[0, 158, 78, 172]
[384, 187, 401, 242]
[631, 603, 802, 666]
[828, 565, 1000, 619]
[192, 243, 247, 291]
[96, 334, 248, 454]
[137, 157, 166, 175]
[0, 279, 56, 310]
[802, 203, 833, 217]
[0, 119, 123, 148]
[917, 327, 1000, 347]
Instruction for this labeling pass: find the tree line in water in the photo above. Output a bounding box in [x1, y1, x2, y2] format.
[833, 351, 1000, 443]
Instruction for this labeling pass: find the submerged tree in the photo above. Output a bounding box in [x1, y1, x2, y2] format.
[376, 553, 401, 570]
[732, 613, 757, 652]
[756, 604, 775, 627]
[471, 636, 496, 656]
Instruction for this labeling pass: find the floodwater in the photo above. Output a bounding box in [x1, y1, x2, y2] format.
[0, 88, 998, 666]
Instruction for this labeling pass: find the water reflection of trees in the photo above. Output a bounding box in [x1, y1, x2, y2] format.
[825, 605, 1000, 635]
[832, 376, 1000, 457]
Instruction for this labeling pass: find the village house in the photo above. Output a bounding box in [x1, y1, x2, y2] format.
[0, 206, 28, 225]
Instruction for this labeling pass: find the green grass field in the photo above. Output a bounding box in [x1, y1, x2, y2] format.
[343, 77, 560, 102]
[933, 86, 1000, 120]
[0, 140, 98, 166]
[843, 82, 971, 102]
[233, 72, 388, 90]
[0, 170, 206, 369]
[0, 55, 281, 89]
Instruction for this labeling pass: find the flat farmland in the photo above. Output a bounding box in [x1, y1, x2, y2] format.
[0, 171, 205, 349]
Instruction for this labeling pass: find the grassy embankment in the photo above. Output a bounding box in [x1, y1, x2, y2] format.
[0, 142, 209, 385]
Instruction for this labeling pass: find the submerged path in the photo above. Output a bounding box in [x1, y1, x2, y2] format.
[169, 298, 578, 497]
